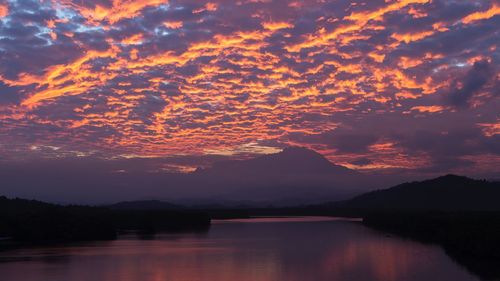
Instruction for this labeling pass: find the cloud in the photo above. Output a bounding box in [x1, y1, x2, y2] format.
[394, 127, 500, 173]
[0, 3, 8, 18]
[329, 132, 379, 154]
[446, 59, 497, 108]
[0, 0, 498, 179]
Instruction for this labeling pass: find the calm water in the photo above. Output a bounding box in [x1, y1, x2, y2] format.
[0, 217, 480, 281]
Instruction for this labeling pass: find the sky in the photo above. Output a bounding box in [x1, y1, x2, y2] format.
[0, 0, 499, 184]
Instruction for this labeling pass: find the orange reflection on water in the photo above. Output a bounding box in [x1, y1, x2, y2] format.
[0, 218, 479, 281]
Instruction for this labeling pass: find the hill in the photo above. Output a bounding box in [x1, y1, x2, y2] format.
[0, 196, 210, 245]
[0, 196, 116, 243]
[339, 174, 500, 212]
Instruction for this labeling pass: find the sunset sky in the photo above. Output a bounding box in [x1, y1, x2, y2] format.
[0, 0, 499, 177]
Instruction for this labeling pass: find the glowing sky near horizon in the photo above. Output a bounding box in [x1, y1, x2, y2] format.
[0, 0, 498, 174]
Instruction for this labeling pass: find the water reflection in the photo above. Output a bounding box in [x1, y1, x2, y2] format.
[0, 217, 479, 281]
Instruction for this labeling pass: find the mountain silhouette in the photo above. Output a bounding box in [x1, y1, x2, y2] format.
[339, 174, 500, 211]
[107, 200, 183, 210]
[195, 147, 358, 176]
[183, 147, 368, 205]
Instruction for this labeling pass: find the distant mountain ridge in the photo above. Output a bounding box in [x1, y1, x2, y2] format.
[338, 174, 500, 212]
[107, 200, 183, 210]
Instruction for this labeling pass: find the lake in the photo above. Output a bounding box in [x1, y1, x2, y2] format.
[0, 217, 480, 281]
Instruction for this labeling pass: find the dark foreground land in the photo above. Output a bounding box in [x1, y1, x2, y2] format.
[362, 212, 500, 281]
[0, 196, 210, 247]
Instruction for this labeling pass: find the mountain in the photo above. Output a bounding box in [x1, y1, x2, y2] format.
[188, 147, 367, 204]
[195, 147, 357, 176]
[107, 200, 183, 210]
[339, 174, 500, 211]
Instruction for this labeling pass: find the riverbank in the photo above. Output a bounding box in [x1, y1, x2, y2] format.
[362, 212, 500, 280]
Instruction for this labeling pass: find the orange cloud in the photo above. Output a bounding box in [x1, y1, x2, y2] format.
[17, 46, 120, 108]
[0, 3, 9, 18]
[408, 6, 427, 18]
[206, 2, 217, 11]
[462, 3, 500, 24]
[478, 122, 500, 137]
[262, 21, 293, 31]
[287, 0, 430, 52]
[58, 0, 167, 24]
[410, 105, 445, 113]
[193, 2, 218, 14]
[164, 21, 183, 29]
[391, 30, 434, 44]
[121, 34, 144, 45]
